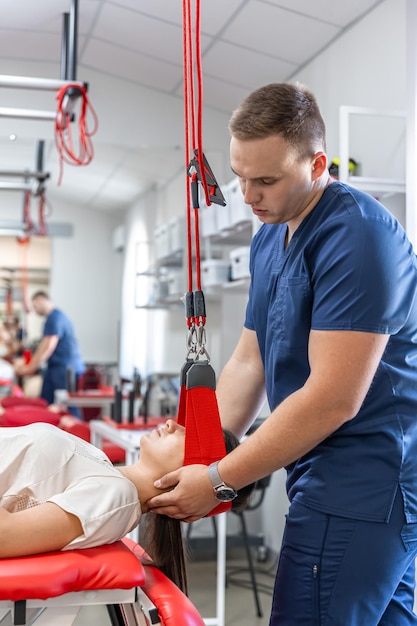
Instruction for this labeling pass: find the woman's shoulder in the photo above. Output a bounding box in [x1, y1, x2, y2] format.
[0, 423, 77, 478]
[0, 422, 71, 443]
[25, 423, 77, 459]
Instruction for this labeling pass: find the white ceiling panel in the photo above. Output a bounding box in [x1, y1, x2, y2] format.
[110, 0, 245, 36]
[222, 1, 341, 65]
[93, 4, 184, 63]
[203, 40, 297, 90]
[194, 74, 251, 116]
[198, 0, 248, 37]
[0, 0, 100, 36]
[110, 0, 184, 26]
[263, 0, 383, 28]
[123, 147, 183, 176]
[0, 0, 72, 31]
[0, 0, 386, 215]
[90, 179, 145, 207]
[0, 32, 63, 62]
[0, 137, 39, 170]
[82, 39, 183, 92]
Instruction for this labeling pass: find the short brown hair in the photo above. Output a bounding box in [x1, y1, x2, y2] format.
[31, 291, 49, 300]
[229, 82, 326, 157]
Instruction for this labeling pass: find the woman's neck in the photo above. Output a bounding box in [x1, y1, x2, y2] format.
[117, 464, 159, 514]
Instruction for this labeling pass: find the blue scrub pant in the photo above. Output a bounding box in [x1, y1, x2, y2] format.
[41, 367, 81, 418]
[270, 490, 417, 625]
[41, 366, 67, 404]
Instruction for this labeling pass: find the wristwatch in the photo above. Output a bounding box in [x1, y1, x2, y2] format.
[208, 461, 238, 502]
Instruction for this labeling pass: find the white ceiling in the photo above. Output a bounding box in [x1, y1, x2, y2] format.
[0, 0, 384, 216]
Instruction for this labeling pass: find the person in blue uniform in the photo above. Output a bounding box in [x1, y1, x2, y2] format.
[149, 83, 417, 625]
[15, 291, 85, 406]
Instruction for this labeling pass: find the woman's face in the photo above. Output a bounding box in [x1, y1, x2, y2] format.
[140, 419, 185, 476]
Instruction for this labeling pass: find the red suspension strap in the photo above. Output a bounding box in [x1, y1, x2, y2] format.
[37, 194, 48, 237]
[22, 188, 50, 237]
[22, 190, 34, 234]
[179, 0, 229, 516]
[54, 83, 98, 186]
[16, 237, 31, 314]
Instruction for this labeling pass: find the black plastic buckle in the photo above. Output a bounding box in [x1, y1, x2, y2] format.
[187, 149, 226, 207]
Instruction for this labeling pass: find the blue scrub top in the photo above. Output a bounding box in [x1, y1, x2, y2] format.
[43, 308, 85, 375]
[245, 181, 417, 523]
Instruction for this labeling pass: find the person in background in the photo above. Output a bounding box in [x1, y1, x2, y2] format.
[10, 315, 26, 358]
[14, 291, 85, 406]
[0, 321, 15, 383]
[149, 83, 417, 625]
[0, 321, 13, 362]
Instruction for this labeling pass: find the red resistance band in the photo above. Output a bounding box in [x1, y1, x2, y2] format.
[37, 194, 48, 236]
[54, 83, 98, 186]
[180, 1, 232, 515]
[177, 362, 232, 516]
[177, 361, 225, 465]
[16, 237, 31, 314]
[21, 189, 49, 237]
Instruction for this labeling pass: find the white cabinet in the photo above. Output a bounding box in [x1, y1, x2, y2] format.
[136, 216, 186, 308]
[139, 182, 257, 308]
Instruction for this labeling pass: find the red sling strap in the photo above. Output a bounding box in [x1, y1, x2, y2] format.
[177, 360, 231, 517]
[177, 361, 225, 466]
[179, 0, 230, 515]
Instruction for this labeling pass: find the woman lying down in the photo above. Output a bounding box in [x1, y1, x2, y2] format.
[0, 420, 253, 593]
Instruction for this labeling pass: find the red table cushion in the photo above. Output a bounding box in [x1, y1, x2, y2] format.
[0, 406, 60, 427]
[1, 397, 48, 409]
[143, 565, 205, 626]
[0, 541, 145, 601]
[123, 540, 205, 626]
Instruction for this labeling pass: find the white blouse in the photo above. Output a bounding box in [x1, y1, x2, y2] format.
[0, 422, 141, 549]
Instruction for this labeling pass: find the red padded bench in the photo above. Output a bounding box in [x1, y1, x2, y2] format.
[0, 539, 205, 626]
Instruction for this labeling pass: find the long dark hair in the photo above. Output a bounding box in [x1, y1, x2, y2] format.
[141, 429, 255, 594]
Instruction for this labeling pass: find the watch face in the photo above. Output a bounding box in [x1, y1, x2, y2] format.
[215, 487, 237, 502]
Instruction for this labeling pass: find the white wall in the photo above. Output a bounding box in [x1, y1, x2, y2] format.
[49, 198, 123, 364]
[295, 0, 406, 157]
[295, 0, 407, 230]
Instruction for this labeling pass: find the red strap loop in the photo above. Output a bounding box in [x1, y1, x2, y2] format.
[54, 83, 98, 185]
[179, 2, 230, 512]
[177, 361, 231, 515]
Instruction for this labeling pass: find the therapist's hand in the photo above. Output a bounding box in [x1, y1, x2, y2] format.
[148, 464, 218, 522]
[14, 361, 30, 377]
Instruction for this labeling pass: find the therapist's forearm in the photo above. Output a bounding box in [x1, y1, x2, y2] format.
[217, 378, 359, 492]
[19, 336, 58, 375]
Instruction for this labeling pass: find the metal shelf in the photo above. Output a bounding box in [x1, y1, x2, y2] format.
[207, 220, 253, 247]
